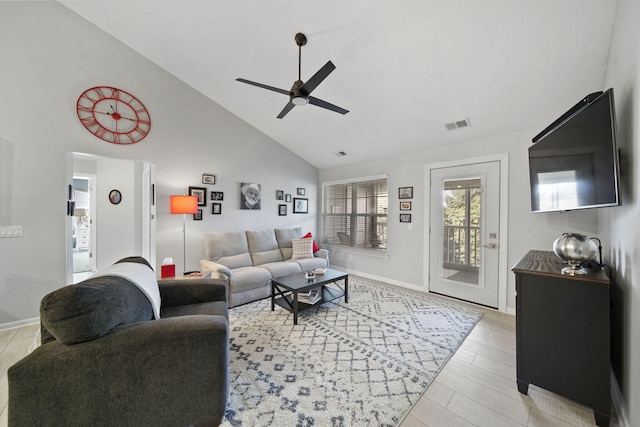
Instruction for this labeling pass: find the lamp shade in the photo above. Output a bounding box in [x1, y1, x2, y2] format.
[170, 195, 198, 214]
[73, 208, 89, 217]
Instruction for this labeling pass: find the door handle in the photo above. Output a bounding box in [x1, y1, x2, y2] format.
[483, 243, 498, 249]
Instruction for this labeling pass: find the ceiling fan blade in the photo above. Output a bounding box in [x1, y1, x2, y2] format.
[308, 96, 349, 115]
[236, 78, 291, 96]
[277, 101, 296, 119]
[300, 61, 336, 95]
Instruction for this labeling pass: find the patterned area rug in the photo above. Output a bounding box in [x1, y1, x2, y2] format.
[222, 276, 483, 427]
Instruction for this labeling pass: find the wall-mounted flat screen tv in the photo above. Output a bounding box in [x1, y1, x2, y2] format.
[529, 88, 620, 213]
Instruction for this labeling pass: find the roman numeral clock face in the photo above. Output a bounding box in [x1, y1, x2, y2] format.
[76, 86, 151, 144]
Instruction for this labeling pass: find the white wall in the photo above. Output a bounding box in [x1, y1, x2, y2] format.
[601, 0, 640, 424]
[0, 2, 318, 327]
[321, 127, 600, 311]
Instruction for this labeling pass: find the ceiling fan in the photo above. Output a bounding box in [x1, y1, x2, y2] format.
[236, 32, 349, 119]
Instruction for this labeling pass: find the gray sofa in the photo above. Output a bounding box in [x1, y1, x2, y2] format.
[8, 256, 229, 427]
[200, 227, 328, 308]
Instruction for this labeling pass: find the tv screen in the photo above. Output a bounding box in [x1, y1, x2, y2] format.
[529, 88, 620, 213]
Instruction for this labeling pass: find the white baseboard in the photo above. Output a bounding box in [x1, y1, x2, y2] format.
[0, 317, 39, 331]
[611, 369, 630, 427]
[336, 268, 428, 294]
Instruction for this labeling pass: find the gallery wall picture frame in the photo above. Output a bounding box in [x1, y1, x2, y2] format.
[240, 182, 261, 210]
[210, 191, 224, 201]
[398, 186, 413, 199]
[189, 187, 207, 206]
[400, 213, 412, 223]
[212, 203, 222, 215]
[297, 187, 306, 196]
[293, 197, 308, 214]
[278, 204, 287, 216]
[109, 189, 122, 205]
[285, 194, 291, 202]
[400, 201, 412, 211]
[194, 209, 203, 220]
[202, 174, 216, 185]
[276, 190, 284, 200]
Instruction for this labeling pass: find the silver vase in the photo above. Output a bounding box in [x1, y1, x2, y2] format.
[553, 233, 598, 275]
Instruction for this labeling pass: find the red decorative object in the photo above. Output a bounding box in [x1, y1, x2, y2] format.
[76, 86, 151, 144]
[161, 264, 176, 279]
[303, 232, 320, 252]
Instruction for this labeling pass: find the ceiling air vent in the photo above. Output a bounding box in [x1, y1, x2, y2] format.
[445, 118, 471, 131]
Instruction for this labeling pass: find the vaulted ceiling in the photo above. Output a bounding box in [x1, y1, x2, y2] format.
[59, 0, 618, 169]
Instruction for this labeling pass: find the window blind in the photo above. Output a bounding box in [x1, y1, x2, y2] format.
[322, 178, 388, 250]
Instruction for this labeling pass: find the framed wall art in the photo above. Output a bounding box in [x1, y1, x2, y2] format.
[211, 191, 224, 201]
[400, 213, 412, 223]
[194, 209, 203, 220]
[189, 186, 206, 206]
[240, 182, 261, 210]
[202, 174, 216, 185]
[400, 201, 412, 211]
[212, 203, 222, 214]
[108, 189, 122, 205]
[276, 190, 284, 200]
[398, 186, 413, 199]
[278, 204, 287, 216]
[297, 187, 306, 196]
[293, 198, 308, 214]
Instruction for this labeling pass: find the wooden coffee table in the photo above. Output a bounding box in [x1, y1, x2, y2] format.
[271, 268, 348, 324]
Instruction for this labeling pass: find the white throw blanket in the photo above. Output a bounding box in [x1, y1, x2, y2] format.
[91, 262, 161, 319]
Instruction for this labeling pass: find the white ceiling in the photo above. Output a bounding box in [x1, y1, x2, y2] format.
[59, 0, 618, 169]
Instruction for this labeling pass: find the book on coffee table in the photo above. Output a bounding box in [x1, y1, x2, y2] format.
[313, 267, 327, 275]
[297, 288, 321, 304]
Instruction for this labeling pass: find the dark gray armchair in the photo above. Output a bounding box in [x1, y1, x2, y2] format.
[8, 257, 229, 427]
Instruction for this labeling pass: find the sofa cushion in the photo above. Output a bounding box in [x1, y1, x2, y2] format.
[275, 227, 302, 259]
[228, 266, 272, 294]
[247, 229, 283, 265]
[258, 261, 302, 278]
[40, 274, 154, 345]
[294, 256, 329, 271]
[291, 238, 314, 260]
[217, 252, 253, 269]
[204, 231, 249, 260]
[161, 300, 228, 318]
[251, 249, 284, 265]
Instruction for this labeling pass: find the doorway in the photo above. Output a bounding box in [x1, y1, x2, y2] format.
[426, 155, 508, 310]
[67, 153, 156, 284]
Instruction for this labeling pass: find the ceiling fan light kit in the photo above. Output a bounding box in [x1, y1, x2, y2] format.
[236, 32, 349, 119]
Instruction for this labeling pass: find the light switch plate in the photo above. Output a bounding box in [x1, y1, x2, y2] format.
[0, 226, 23, 237]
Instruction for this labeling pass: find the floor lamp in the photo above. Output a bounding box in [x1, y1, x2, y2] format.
[170, 195, 198, 274]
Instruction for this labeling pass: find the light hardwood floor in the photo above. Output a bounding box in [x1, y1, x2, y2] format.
[0, 307, 617, 427]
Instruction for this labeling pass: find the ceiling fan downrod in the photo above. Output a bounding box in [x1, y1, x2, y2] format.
[295, 32, 307, 82]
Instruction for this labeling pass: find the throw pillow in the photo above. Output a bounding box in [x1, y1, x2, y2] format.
[291, 238, 314, 260]
[302, 232, 321, 252]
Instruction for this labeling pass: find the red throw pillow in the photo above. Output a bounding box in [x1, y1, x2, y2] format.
[303, 232, 320, 252]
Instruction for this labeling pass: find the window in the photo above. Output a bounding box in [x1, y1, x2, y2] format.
[322, 177, 387, 250]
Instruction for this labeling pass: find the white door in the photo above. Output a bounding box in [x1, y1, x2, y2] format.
[428, 161, 501, 308]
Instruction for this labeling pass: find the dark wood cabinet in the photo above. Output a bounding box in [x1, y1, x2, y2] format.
[512, 250, 610, 426]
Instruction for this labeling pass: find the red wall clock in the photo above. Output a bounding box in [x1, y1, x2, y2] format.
[76, 86, 151, 144]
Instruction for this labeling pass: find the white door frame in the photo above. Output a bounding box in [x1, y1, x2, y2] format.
[424, 153, 509, 312]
